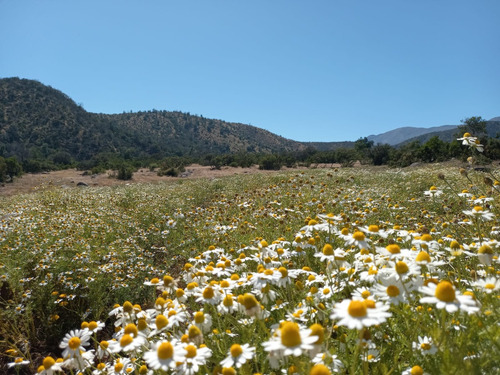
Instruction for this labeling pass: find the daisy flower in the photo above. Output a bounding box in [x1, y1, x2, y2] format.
[473, 277, 500, 294]
[36, 356, 63, 375]
[419, 280, 479, 314]
[457, 133, 484, 152]
[371, 276, 411, 305]
[331, 298, 391, 330]
[194, 285, 222, 305]
[262, 321, 318, 357]
[176, 343, 212, 375]
[423, 186, 443, 198]
[462, 206, 495, 221]
[143, 340, 185, 371]
[311, 351, 344, 373]
[401, 365, 429, 375]
[59, 329, 92, 359]
[109, 323, 147, 353]
[192, 310, 213, 333]
[7, 357, 30, 369]
[412, 336, 438, 356]
[220, 343, 256, 368]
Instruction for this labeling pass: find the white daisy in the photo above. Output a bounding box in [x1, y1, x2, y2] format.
[262, 321, 318, 357]
[59, 329, 92, 359]
[473, 277, 500, 294]
[143, 340, 185, 371]
[412, 336, 438, 356]
[220, 343, 256, 368]
[419, 280, 479, 314]
[331, 298, 391, 330]
[176, 343, 212, 375]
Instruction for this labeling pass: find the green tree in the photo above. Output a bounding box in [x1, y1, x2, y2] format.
[457, 116, 487, 137]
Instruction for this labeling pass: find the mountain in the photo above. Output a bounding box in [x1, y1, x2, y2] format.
[367, 125, 458, 146]
[0, 77, 305, 162]
[396, 120, 500, 147]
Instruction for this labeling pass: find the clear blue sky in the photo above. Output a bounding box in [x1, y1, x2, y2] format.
[1, 1, 499, 142]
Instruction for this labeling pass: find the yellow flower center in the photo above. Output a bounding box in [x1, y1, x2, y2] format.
[230, 344, 243, 357]
[279, 266, 288, 277]
[115, 362, 124, 373]
[395, 261, 409, 274]
[478, 244, 493, 254]
[150, 277, 160, 284]
[463, 132, 471, 138]
[194, 311, 205, 324]
[155, 297, 166, 306]
[223, 294, 234, 307]
[485, 283, 495, 290]
[88, 321, 98, 331]
[68, 337, 81, 350]
[322, 244, 334, 255]
[123, 301, 133, 313]
[310, 364, 332, 375]
[220, 280, 230, 288]
[185, 344, 197, 358]
[137, 318, 148, 331]
[309, 323, 324, 344]
[387, 285, 400, 297]
[347, 300, 367, 317]
[416, 251, 431, 263]
[156, 314, 169, 329]
[410, 365, 424, 375]
[421, 234, 432, 242]
[280, 321, 302, 347]
[120, 334, 133, 347]
[124, 323, 138, 337]
[203, 287, 215, 299]
[157, 342, 174, 360]
[163, 275, 174, 285]
[139, 365, 148, 375]
[188, 325, 201, 338]
[368, 225, 379, 232]
[361, 290, 371, 299]
[43, 356, 56, 369]
[386, 244, 400, 254]
[241, 293, 259, 310]
[435, 281, 456, 302]
[420, 343, 431, 351]
[352, 231, 365, 241]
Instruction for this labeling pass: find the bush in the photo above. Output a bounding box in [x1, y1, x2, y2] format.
[259, 155, 282, 170]
[116, 164, 134, 180]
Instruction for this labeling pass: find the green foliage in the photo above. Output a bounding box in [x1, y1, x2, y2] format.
[116, 163, 135, 180]
[0, 156, 22, 182]
[259, 154, 283, 170]
[458, 116, 487, 137]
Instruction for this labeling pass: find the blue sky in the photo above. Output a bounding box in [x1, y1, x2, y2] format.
[1, 1, 499, 142]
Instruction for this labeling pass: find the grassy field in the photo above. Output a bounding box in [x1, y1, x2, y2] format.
[0, 161, 499, 374]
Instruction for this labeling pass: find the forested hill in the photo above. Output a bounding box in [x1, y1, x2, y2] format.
[0, 77, 306, 162]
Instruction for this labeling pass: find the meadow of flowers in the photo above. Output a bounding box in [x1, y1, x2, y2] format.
[0, 136, 499, 374]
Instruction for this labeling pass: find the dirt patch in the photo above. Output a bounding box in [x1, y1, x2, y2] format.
[0, 164, 309, 197]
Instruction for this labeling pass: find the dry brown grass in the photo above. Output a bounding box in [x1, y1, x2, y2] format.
[0, 164, 312, 197]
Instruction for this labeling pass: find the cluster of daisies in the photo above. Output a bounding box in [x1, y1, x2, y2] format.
[3, 133, 499, 374]
[24, 200, 499, 374]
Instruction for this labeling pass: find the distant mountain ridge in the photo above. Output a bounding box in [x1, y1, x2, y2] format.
[1, 77, 498, 163]
[367, 125, 458, 145]
[0, 77, 306, 161]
